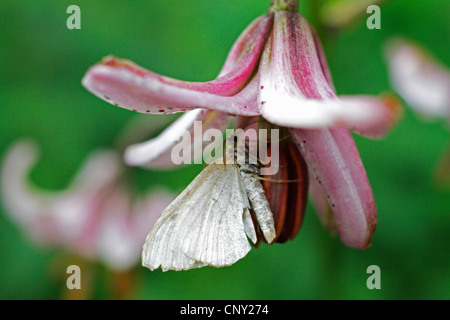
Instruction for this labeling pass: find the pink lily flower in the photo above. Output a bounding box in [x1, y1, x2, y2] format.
[82, 0, 401, 250]
[1, 140, 173, 271]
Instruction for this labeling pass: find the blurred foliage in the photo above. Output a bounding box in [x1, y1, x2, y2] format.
[0, 0, 449, 299]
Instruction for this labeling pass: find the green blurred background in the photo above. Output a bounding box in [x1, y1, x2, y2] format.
[0, 0, 449, 300]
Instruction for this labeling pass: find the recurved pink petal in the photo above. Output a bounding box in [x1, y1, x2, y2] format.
[1, 140, 174, 270]
[1, 140, 122, 250]
[290, 127, 377, 249]
[124, 109, 231, 168]
[51, 150, 122, 256]
[1, 140, 51, 230]
[385, 38, 450, 119]
[82, 15, 273, 116]
[258, 11, 390, 129]
[121, 15, 275, 168]
[96, 190, 173, 271]
[219, 15, 272, 82]
[339, 94, 403, 139]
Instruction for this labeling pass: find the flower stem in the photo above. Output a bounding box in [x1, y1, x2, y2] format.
[268, 0, 299, 14]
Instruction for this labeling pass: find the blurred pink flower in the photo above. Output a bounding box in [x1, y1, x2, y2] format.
[385, 37, 450, 119]
[82, 0, 402, 249]
[1, 140, 173, 271]
[385, 37, 450, 190]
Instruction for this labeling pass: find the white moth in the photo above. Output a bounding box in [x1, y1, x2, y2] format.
[141, 141, 276, 272]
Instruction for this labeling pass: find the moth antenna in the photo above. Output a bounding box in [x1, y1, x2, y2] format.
[257, 132, 291, 145]
[234, 130, 291, 145]
[238, 117, 267, 131]
[251, 175, 303, 183]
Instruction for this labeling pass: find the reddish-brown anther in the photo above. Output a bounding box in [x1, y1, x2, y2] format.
[262, 139, 308, 243]
[262, 142, 289, 241]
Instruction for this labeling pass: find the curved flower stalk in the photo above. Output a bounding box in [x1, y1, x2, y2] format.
[0, 140, 173, 271]
[82, 0, 402, 253]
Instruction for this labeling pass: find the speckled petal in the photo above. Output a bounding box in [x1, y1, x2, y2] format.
[259, 11, 392, 130]
[82, 16, 273, 116]
[290, 127, 377, 249]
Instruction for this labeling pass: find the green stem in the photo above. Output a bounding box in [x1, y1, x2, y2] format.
[268, 0, 299, 14]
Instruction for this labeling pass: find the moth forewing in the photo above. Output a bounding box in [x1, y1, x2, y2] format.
[242, 207, 257, 244]
[238, 167, 258, 244]
[142, 161, 256, 271]
[239, 164, 276, 244]
[180, 164, 253, 267]
[141, 206, 204, 271]
[142, 164, 225, 271]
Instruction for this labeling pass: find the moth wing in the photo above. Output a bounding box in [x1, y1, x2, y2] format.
[142, 164, 224, 271]
[142, 163, 254, 271]
[240, 167, 276, 244]
[180, 164, 254, 267]
[238, 172, 258, 244]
